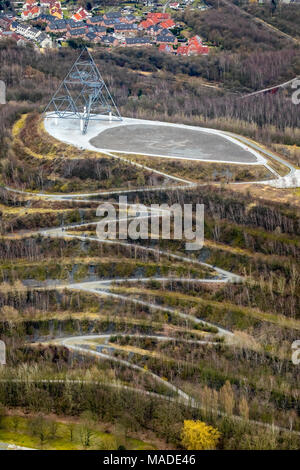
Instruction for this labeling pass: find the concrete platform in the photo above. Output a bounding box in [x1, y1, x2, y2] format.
[44, 115, 265, 165]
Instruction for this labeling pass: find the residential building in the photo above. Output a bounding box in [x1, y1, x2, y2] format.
[114, 23, 138, 36]
[156, 32, 177, 44]
[46, 19, 67, 33]
[68, 20, 86, 29]
[101, 35, 119, 46]
[10, 20, 52, 47]
[71, 7, 90, 22]
[86, 16, 104, 26]
[103, 18, 120, 27]
[158, 43, 175, 53]
[49, 2, 63, 20]
[37, 31, 52, 47]
[65, 19, 77, 29]
[169, 2, 180, 9]
[67, 27, 87, 38]
[177, 36, 209, 55]
[22, 0, 38, 9]
[160, 19, 175, 29]
[93, 25, 106, 36]
[124, 37, 152, 47]
[21, 5, 40, 20]
[0, 15, 13, 30]
[103, 11, 122, 20]
[139, 19, 155, 30]
[147, 12, 171, 23]
[120, 15, 136, 24]
[35, 13, 54, 24]
[145, 23, 163, 35]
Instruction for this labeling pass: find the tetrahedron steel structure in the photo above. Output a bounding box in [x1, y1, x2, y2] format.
[44, 47, 122, 134]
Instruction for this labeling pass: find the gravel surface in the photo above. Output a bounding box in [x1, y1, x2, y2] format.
[90, 124, 258, 163]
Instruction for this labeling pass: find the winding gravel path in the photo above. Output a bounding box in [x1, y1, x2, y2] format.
[43, 333, 300, 437]
[1, 121, 298, 443]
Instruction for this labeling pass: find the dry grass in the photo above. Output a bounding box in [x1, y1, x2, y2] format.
[273, 144, 300, 168]
[13, 113, 111, 161]
[6, 113, 166, 193]
[228, 182, 300, 210]
[112, 152, 272, 183]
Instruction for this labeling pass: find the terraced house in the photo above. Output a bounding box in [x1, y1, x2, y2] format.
[114, 23, 138, 37]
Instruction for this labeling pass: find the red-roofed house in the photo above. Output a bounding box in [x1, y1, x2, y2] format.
[21, 5, 40, 20]
[0, 16, 12, 29]
[176, 45, 188, 56]
[177, 37, 209, 56]
[31, 5, 40, 16]
[139, 19, 155, 30]
[22, 0, 38, 8]
[72, 7, 90, 22]
[188, 35, 202, 46]
[147, 13, 171, 23]
[160, 19, 175, 29]
[49, 2, 63, 19]
[50, 9, 62, 19]
[21, 10, 30, 19]
[158, 44, 174, 54]
[189, 43, 208, 55]
[187, 35, 209, 55]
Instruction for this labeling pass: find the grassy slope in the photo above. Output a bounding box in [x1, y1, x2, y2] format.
[113, 152, 273, 183]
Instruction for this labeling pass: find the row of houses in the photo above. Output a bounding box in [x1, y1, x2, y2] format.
[45, 18, 139, 36]
[0, 14, 52, 47]
[42, 10, 179, 44]
[1, 5, 209, 55]
[56, 10, 209, 54]
[38, 9, 209, 54]
[43, 16, 178, 46]
[11, 20, 52, 47]
[41, 9, 175, 36]
[139, 12, 175, 30]
[69, 7, 138, 23]
[0, 14, 24, 44]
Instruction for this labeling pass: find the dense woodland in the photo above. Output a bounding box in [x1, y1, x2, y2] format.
[242, 2, 300, 39]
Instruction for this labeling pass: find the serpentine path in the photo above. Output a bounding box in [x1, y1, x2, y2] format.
[2, 125, 298, 436]
[3, 128, 294, 340]
[35, 333, 299, 436]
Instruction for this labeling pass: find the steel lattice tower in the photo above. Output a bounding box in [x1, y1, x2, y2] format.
[44, 47, 122, 134]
